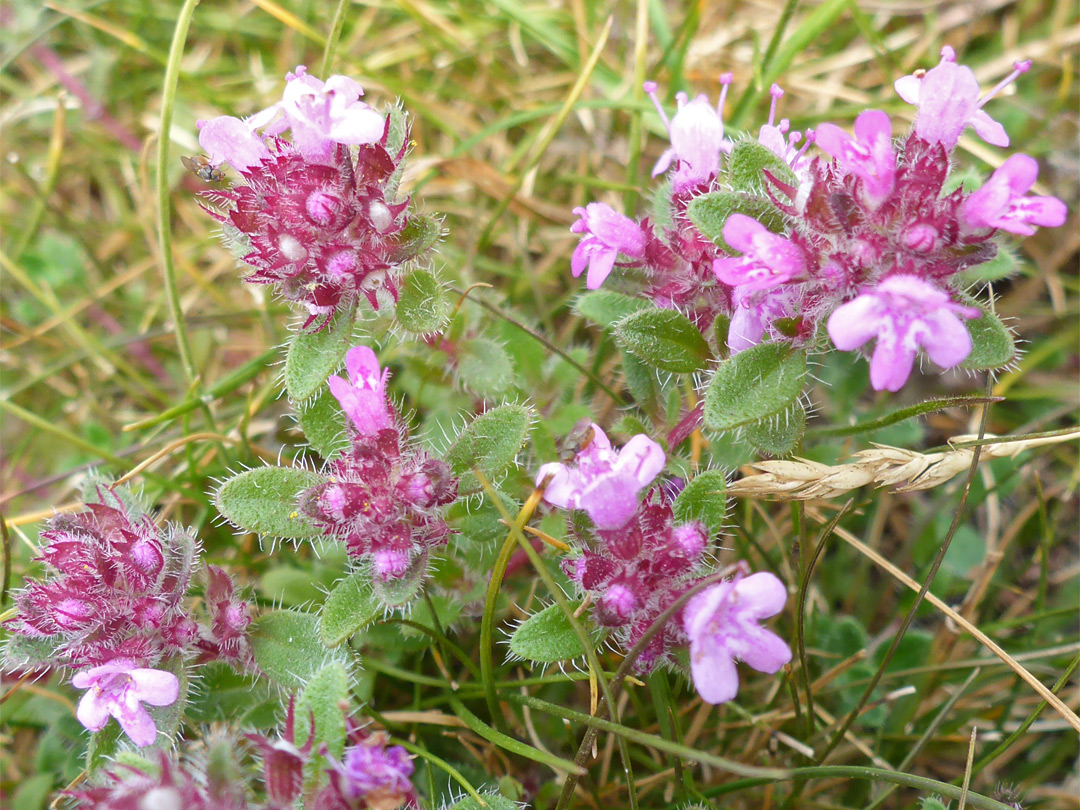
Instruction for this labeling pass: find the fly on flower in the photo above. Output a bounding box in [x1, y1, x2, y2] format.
[180, 154, 226, 183]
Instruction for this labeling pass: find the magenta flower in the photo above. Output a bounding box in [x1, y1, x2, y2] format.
[757, 84, 791, 159]
[326, 733, 417, 808]
[828, 275, 981, 392]
[328, 345, 393, 436]
[570, 203, 647, 289]
[683, 572, 792, 705]
[894, 47, 1029, 150]
[959, 154, 1067, 235]
[73, 660, 180, 747]
[713, 214, 806, 291]
[536, 424, 665, 530]
[646, 76, 734, 192]
[814, 110, 896, 203]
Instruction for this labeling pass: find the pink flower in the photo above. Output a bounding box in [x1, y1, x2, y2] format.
[263, 66, 385, 163]
[683, 572, 792, 705]
[536, 424, 665, 530]
[328, 734, 416, 807]
[727, 284, 801, 355]
[197, 115, 272, 171]
[570, 203, 647, 289]
[646, 76, 734, 192]
[713, 214, 806, 291]
[960, 154, 1067, 236]
[814, 110, 896, 203]
[328, 345, 393, 435]
[895, 47, 1030, 150]
[73, 660, 180, 747]
[197, 66, 384, 170]
[827, 275, 980, 392]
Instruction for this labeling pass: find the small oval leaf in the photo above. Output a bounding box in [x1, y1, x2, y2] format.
[672, 470, 728, 539]
[295, 662, 350, 759]
[445, 404, 531, 484]
[458, 338, 515, 399]
[703, 342, 807, 432]
[296, 388, 348, 460]
[389, 214, 442, 265]
[509, 604, 587, 664]
[615, 308, 712, 373]
[396, 268, 448, 334]
[962, 304, 1015, 370]
[745, 400, 807, 456]
[215, 467, 328, 539]
[283, 300, 358, 402]
[686, 190, 785, 252]
[728, 140, 799, 191]
[320, 572, 384, 647]
[250, 610, 344, 689]
[574, 290, 650, 329]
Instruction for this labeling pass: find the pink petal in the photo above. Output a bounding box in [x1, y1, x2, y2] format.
[578, 474, 643, 530]
[76, 690, 110, 731]
[328, 107, 385, 145]
[571, 241, 591, 278]
[853, 109, 891, 144]
[129, 669, 180, 706]
[827, 295, 883, 351]
[651, 148, 676, 177]
[893, 75, 921, 104]
[920, 310, 973, 369]
[969, 110, 1009, 148]
[812, 122, 850, 159]
[690, 642, 739, 704]
[198, 116, 270, 171]
[537, 463, 576, 508]
[728, 304, 766, 355]
[869, 341, 917, 392]
[997, 154, 1039, 195]
[722, 214, 767, 254]
[737, 625, 793, 674]
[116, 704, 159, 748]
[585, 247, 617, 290]
[683, 583, 731, 641]
[612, 434, 666, 488]
[734, 572, 788, 619]
[344, 345, 382, 387]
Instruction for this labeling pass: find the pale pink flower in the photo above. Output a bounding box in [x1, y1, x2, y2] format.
[684, 572, 792, 705]
[894, 47, 1030, 150]
[828, 275, 980, 392]
[814, 110, 896, 203]
[73, 660, 180, 747]
[713, 214, 806, 291]
[328, 345, 393, 436]
[959, 154, 1067, 235]
[570, 203, 648, 289]
[646, 76, 734, 192]
[536, 425, 665, 530]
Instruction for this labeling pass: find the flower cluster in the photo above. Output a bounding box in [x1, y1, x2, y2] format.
[562, 491, 708, 671]
[197, 66, 424, 328]
[7, 488, 198, 668]
[537, 425, 792, 698]
[68, 703, 417, 810]
[300, 346, 457, 581]
[4, 486, 252, 746]
[571, 51, 1066, 390]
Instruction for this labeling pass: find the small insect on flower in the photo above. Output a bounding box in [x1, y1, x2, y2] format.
[559, 417, 598, 463]
[181, 154, 226, 183]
